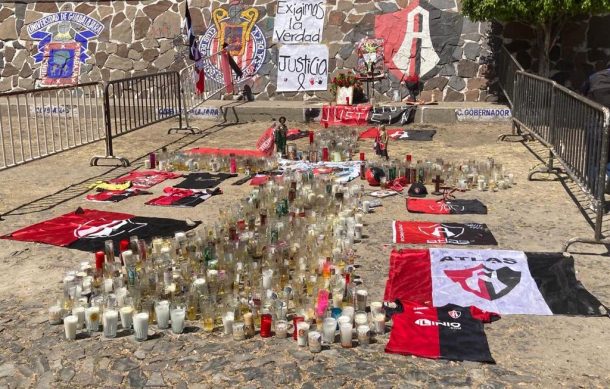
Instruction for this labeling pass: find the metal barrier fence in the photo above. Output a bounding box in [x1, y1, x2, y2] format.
[496, 45, 523, 108]
[177, 53, 228, 133]
[90, 72, 182, 166]
[0, 83, 105, 171]
[502, 67, 610, 251]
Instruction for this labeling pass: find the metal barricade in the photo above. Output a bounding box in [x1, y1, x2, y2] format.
[175, 54, 228, 133]
[0, 83, 104, 171]
[499, 60, 610, 251]
[496, 45, 523, 108]
[90, 72, 182, 167]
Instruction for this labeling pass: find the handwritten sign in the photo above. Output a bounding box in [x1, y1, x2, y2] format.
[277, 44, 328, 92]
[30, 105, 79, 118]
[273, 0, 326, 44]
[456, 108, 512, 122]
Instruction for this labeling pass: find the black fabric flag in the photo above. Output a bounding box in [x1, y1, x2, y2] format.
[367, 105, 416, 125]
[184, 1, 201, 61]
[393, 221, 497, 245]
[407, 199, 488, 215]
[174, 173, 237, 189]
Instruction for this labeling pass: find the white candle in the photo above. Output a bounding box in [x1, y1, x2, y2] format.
[339, 322, 353, 348]
[222, 312, 234, 335]
[308, 331, 322, 353]
[155, 301, 170, 329]
[322, 317, 337, 344]
[85, 306, 100, 332]
[342, 306, 355, 322]
[370, 302, 383, 317]
[357, 325, 370, 346]
[354, 312, 368, 327]
[48, 305, 63, 325]
[120, 306, 134, 330]
[72, 306, 86, 330]
[170, 308, 186, 334]
[297, 322, 310, 347]
[64, 315, 78, 340]
[356, 289, 368, 312]
[103, 310, 119, 338]
[104, 278, 114, 293]
[275, 320, 288, 338]
[332, 288, 343, 308]
[262, 269, 273, 290]
[362, 201, 370, 213]
[133, 312, 149, 341]
[373, 313, 386, 334]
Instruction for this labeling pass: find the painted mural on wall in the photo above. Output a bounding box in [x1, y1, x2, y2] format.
[375, 0, 463, 82]
[199, 0, 267, 83]
[27, 8, 104, 86]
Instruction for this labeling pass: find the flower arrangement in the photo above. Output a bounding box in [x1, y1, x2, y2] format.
[330, 72, 363, 96]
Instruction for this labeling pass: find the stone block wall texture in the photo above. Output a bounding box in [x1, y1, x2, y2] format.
[0, 0, 608, 100]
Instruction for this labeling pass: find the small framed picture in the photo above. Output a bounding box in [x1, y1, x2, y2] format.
[336, 86, 354, 105]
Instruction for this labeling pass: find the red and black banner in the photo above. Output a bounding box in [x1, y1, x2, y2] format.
[145, 187, 220, 207]
[1, 208, 200, 253]
[393, 221, 497, 245]
[407, 199, 487, 215]
[386, 300, 498, 363]
[174, 173, 237, 190]
[110, 171, 182, 190]
[384, 248, 606, 316]
[321, 105, 417, 127]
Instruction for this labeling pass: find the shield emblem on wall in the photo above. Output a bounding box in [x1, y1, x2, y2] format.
[375, 0, 463, 81]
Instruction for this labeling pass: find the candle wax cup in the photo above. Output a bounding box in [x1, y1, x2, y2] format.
[120, 306, 134, 330]
[133, 313, 149, 341]
[64, 315, 78, 340]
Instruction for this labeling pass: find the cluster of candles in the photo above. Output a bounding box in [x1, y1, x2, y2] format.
[366, 156, 514, 191]
[50, 169, 385, 350]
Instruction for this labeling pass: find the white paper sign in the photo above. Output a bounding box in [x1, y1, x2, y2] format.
[277, 44, 328, 92]
[273, 0, 326, 44]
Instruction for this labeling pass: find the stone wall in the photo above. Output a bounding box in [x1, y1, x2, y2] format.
[7, 0, 603, 102]
[500, 15, 610, 90]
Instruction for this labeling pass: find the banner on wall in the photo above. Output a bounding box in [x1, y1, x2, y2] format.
[273, 0, 326, 44]
[277, 44, 328, 92]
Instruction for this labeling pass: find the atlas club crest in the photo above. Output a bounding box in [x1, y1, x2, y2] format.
[199, 1, 267, 83]
[444, 264, 522, 301]
[375, 0, 463, 81]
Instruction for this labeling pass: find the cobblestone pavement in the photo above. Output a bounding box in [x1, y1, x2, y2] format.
[0, 118, 608, 388]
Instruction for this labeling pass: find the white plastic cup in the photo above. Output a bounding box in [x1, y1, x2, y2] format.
[103, 309, 119, 338]
[297, 321, 310, 347]
[155, 301, 170, 329]
[339, 322, 353, 348]
[322, 318, 337, 344]
[342, 306, 355, 322]
[133, 312, 149, 341]
[354, 312, 368, 328]
[64, 315, 78, 340]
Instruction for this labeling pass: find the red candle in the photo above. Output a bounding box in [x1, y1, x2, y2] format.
[359, 152, 365, 161]
[260, 314, 272, 338]
[95, 251, 105, 271]
[293, 316, 304, 340]
[406, 154, 412, 163]
[309, 131, 314, 144]
[345, 97, 350, 105]
[322, 147, 329, 162]
[323, 121, 329, 128]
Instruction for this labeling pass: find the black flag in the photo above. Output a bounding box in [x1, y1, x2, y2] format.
[184, 1, 201, 61]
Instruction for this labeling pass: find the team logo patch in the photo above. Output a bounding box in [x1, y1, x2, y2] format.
[74, 219, 147, 239]
[199, 1, 267, 83]
[374, 0, 463, 81]
[27, 9, 104, 86]
[447, 310, 461, 319]
[419, 224, 464, 239]
[444, 264, 522, 301]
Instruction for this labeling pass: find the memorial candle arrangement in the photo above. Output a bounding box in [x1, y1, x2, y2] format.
[48, 171, 387, 351]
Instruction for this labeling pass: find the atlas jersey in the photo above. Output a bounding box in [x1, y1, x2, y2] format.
[385, 301, 499, 363]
